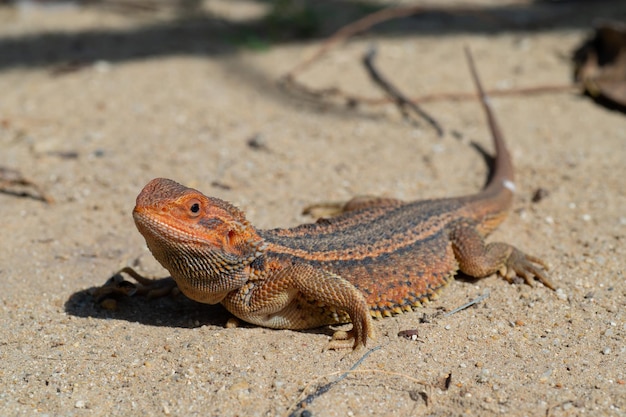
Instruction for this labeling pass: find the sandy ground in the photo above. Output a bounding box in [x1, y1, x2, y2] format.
[0, 1, 625, 416]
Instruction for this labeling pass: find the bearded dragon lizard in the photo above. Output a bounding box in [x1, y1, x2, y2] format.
[121, 49, 553, 349]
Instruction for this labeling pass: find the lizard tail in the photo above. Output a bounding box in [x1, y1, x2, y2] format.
[464, 47, 516, 197]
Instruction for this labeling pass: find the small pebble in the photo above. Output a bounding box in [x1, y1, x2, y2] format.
[432, 144, 445, 153]
[398, 329, 419, 340]
[247, 134, 269, 151]
[531, 188, 549, 203]
[477, 369, 491, 383]
[93, 60, 111, 73]
[229, 380, 251, 392]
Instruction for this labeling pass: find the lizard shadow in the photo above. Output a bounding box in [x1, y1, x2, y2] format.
[64, 280, 232, 329]
[467, 140, 496, 185]
[65, 284, 345, 339]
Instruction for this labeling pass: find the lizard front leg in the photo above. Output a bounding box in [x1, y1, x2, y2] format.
[94, 267, 179, 305]
[450, 221, 555, 290]
[222, 263, 374, 349]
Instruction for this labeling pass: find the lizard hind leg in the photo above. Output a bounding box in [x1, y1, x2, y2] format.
[450, 222, 554, 290]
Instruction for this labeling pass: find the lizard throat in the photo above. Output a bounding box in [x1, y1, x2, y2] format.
[133, 210, 259, 304]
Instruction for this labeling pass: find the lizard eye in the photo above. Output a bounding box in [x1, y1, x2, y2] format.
[187, 199, 202, 216]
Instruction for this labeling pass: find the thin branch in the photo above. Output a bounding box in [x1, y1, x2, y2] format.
[287, 346, 381, 417]
[279, 3, 577, 116]
[444, 291, 490, 317]
[0, 167, 54, 203]
[282, 5, 426, 81]
[287, 348, 435, 417]
[363, 46, 444, 136]
[284, 81, 577, 107]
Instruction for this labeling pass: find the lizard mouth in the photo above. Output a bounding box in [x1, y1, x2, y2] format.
[133, 207, 212, 247]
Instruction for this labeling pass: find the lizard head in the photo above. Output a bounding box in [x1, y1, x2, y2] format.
[132, 178, 266, 304]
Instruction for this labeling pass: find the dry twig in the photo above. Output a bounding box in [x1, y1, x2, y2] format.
[283, 5, 426, 81]
[443, 291, 490, 317]
[286, 346, 434, 417]
[363, 46, 443, 136]
[280, 4, 575, 115]
[0, 167, 54, 203]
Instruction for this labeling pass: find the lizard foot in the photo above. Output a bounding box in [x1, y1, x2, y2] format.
[325, 317, 375, 351]
[94, 267, 178, 306]
[325, 329, 362, 351]
[501, 249, 555, 290]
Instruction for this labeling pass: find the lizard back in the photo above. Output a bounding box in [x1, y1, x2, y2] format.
[129, 49, 552, 348]
[256, 50, 518, 317]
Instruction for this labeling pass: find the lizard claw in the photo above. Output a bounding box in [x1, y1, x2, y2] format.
[323, 308, 375, 350]
[325, 325, 374, 351]
[503, 249, 555, 290]
[325, 329, 355, 350]
[94, 267, 178, 305]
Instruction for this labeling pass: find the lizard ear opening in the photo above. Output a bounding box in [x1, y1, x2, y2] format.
[223, 224, 264, 260]
[226, 229, 238, 246]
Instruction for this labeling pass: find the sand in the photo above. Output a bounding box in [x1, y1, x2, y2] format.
[0, 1, 624, 416]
